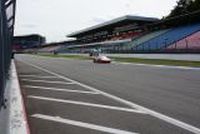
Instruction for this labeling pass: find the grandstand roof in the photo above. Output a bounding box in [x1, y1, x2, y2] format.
[67, 15, 159, 37]
[14, 34, 45, 40]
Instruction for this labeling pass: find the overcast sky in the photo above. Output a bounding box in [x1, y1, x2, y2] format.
[14, 0, 178, 42]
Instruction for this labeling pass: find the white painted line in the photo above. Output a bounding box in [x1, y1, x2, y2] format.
[32, 114, 138, 134]
[21, 79, 74, 85]
[28, 95, 146, 114]
[118, 62, 132, 65]
[20, 60, 200, 134]
[116, 62, 200, 70]
[24, 85, 99, 95]
[20, 75, 57, 79]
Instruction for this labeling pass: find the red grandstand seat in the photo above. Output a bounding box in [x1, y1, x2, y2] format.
[167, 31, 200, 50]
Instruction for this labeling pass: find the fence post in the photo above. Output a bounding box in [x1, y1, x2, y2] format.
[0, 0, 5, 109]
[185, 39, 188, 50]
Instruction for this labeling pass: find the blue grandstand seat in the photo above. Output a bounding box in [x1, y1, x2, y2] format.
[135, 23, 200, 51]
[129, 29, 170, 49]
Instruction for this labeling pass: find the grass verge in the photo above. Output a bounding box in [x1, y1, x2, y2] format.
[111, 57, 200, 67]
[36, 53, 200, 67]
[37, 54, 91, 60]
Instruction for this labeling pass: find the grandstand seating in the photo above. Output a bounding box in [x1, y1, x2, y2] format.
[135, 23, 200, 51]
[56, 23, 200, 53]
[166, 31, 200, 50]
[129, 29, 169, 49]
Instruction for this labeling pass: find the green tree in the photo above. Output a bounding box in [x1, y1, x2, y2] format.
[168, 0, 193, 17]
[164, 0, 200, 25]
[190, 0, 200, 11]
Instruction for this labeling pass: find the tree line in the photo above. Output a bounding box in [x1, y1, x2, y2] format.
[167, 0, 200, 18]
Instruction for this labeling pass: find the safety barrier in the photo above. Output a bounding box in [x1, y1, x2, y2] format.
[0, 0, 16, 110]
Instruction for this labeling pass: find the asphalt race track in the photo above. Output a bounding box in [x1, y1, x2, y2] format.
[15, 54, 200, 134]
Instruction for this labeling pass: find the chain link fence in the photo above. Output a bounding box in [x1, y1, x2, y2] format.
[0, 0, 16, 110]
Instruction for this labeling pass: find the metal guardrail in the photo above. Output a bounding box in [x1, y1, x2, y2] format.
[0, 0, 16, 110]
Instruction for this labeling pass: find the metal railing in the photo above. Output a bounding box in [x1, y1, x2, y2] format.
[0, 0, 16, 110]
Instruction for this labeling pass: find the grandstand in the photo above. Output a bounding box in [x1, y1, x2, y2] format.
[61, 15, 159, 53]
[13, 34, 46, 52]
[68, 15, 159, 43]
[58, 11, 200, 54]
[37, 41, 74, 53]
[35, 11, 200, 54]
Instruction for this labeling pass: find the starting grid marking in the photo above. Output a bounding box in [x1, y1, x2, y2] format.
[32, 114, 138, 134]
[28, 95, 145, 114]
[21, 79, 75, 85]
[20, 75, 58, 79]
[19, 60, 200, 134]
[24, 85, 99, 95]
[19, 64, 144, 134]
